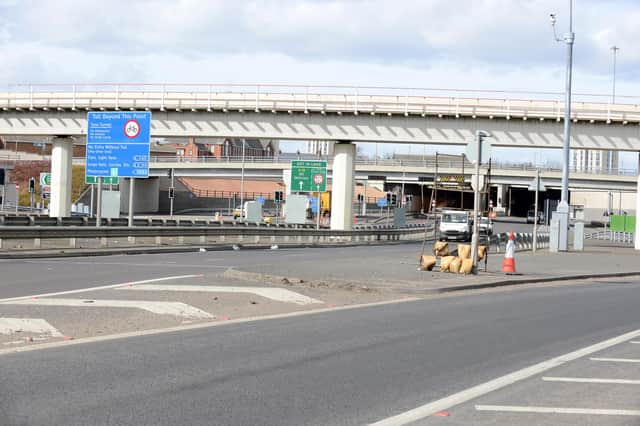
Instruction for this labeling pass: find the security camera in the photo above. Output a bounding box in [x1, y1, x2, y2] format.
[549, 13, 556, 25]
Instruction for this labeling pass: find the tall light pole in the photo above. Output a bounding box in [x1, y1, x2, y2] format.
[550, 0, 575, 252]
[611, 46, 620, 104]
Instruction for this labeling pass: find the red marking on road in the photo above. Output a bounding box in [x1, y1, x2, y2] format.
[63, 336, 74, 341]
[219, 316, 231, 321]
[434, 411, 450, 417]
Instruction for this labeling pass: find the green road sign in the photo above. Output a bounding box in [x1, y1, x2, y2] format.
[290, 160, 327, 192]
[39, 172, 51, 186]
[86, 176, 119, 185]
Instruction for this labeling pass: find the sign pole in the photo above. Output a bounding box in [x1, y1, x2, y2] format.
[90, 184, 94, 217]
[471, 132, 483, 274]
[240, 139, 246, 220]
[533, 168, 540, 253]
[96, 181, 102, 227]
[1, 185, 5, 211]
[170, 168, 175, 219]
[316, 185, 321, 230]
[128, 178, 135, 228]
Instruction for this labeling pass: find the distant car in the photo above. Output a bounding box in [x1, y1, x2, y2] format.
[526, 209, 544, 224]
[478, 216, 493, 235]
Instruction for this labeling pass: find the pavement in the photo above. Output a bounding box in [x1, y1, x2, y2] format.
[0, 276, 638, 425]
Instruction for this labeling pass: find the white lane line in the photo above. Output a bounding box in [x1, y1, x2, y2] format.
[542, 377, 640, 385]
[0, 275, 200, 303]
[630, 341, 640, 344]
[122, 284, 323, 305]
[4, 299, 213, 319]
[475, 405, 640, 416]
[590, 357, 640, 363]
[369, 328, 640, 426]
[0, 318, 63, 337]
[25, 260, 226, 268]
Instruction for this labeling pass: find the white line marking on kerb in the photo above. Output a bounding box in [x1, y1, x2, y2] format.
[0, 318, 63, 337]
[123, 284, 323, 305]
[0, 275, 200, 303]
[369, 328, 640, 426]
[4, 299, 213, 319]
[543, 377, 640, 385]
[590, 357, 640, 363]
[475, 405, 640, 416]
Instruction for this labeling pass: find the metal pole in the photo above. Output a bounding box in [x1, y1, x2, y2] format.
[611, 46, 619, 104]
[557, 0, 575, 251]
[1, 185, 5, 211]
[169, 168, 174, 218]
[461, 153, 465, 209]
[363, 182, 367, 215]
[471, 131, 483, 273]
[90, 184, 94, 217]
[316, 185, 321, 229]
[96, 181, 102, 227]
[240, 139, 246, 220]
[128, 178, 135, 227]
[533, 169, 540, 252]
[434, 152, 438, 210]
[401, 171, 405, 207]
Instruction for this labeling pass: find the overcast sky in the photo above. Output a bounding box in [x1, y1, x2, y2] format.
[1, 0, 639, 167]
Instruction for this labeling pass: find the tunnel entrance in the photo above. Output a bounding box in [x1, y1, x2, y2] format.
[508, 187, 561, 217]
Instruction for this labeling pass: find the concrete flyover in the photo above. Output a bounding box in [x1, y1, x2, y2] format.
[146, 156, 638, 192]
[2, 84, 639, 229]
[1, 83, 640, 150]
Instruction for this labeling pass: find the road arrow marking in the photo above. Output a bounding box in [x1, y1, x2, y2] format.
[121, 284, 323, 305]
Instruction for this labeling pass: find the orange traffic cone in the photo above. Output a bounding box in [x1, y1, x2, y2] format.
[502, 230, 516, 274]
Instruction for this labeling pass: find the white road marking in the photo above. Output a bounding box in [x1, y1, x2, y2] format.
[122, 284, 323, 305]
[475, 405, 640, 416]
[370, 328, 640, 426]
[590, 357, 640, 363]
[0, 275, 200, 303]
[25, 260, 227, 268]
[0, 318, 63, 337]
[542, 376, 640, 385]
[0, 297, 421, 356]
[4, 298, 213, 319]
[630, 341, 640, 344]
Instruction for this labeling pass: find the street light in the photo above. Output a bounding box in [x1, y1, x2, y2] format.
[611, 46, 620, 104]
[550, 0, 575, 252]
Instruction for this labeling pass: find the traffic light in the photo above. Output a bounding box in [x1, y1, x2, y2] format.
[391, 194, 397, 206]
[168, 187, 175, 199]
[357, 194, 364, 202]
[386, 192, 392, 204]
[0, 168, 4, 185]
[29, 177, 36, 193]
[274, 190, 283, 203]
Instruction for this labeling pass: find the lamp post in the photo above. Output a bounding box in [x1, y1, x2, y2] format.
[550, 0, 575, 252]
[611, 46, 620, 104]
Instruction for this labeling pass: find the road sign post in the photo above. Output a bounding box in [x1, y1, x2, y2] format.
[528, 169, 546, 252]
[469, 131, 491, 274]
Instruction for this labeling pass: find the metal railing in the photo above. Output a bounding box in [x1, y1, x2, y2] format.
[585, 230, 635, 244]
[3, 83, 640, 123]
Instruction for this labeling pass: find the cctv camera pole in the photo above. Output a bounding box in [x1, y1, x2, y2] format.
[471, 132, 483, 273]
[551, 1, 575, 251]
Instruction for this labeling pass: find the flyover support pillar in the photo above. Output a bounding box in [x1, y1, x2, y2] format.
[49, 136, 73, 218]
[635, 173, 640, 250]
[330, 142, 355, 231]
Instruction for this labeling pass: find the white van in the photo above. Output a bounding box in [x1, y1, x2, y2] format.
[439, 210, 471, 242]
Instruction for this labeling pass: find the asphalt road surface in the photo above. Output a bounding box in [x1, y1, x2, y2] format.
[1, 274, 638, 425]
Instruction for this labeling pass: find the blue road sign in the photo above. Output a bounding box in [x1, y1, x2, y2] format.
[309, 197, 318, 214]
[377, 198, 388, 207]
[86, 111, 151, 178]
[255, 196, 265, 205]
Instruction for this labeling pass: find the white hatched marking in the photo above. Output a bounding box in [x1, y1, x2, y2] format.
[0, 318, 63, 337]
[123, 284, 323, 305]
[0, 275, 200, 303]
[370, 328, 640, 425]
[476, 405, 640, 416]
[590, 357, 640, 363]
[4, 299, 213, 319]
[543, 376, 640, 385]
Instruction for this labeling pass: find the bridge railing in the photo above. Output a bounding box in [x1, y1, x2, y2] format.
[3, 83, 640, 123]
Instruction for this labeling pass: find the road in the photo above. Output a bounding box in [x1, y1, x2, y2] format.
[1, 268, 638, 425]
